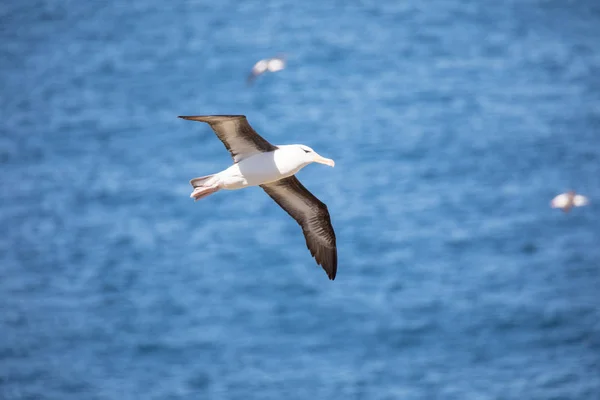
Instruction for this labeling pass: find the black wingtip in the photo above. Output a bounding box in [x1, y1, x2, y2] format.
[178, 115, 246, 121]
[328, 250, 338, 280]
[324, 262, 337, 280]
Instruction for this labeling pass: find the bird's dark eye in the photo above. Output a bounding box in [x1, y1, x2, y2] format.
[303, 149, 311, 153]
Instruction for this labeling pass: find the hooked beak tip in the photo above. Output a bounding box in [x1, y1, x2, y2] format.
[314, 155, 335, 167]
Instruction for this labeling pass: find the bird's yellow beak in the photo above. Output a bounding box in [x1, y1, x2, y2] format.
[314, 154, 335, 167]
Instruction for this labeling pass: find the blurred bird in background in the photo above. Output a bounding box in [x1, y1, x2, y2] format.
[247, 54, 287, 85]
[550, 190, 589, 213]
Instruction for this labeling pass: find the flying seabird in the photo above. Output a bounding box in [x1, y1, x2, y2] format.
[247, 55, 286, 85]
[179, 115, 338, 280]
[550, 190, 590, 213]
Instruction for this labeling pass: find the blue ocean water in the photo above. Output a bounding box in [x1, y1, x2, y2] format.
[1, 0, 600, 399]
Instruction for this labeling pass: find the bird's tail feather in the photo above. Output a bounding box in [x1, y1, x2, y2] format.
[190, 175, 215, 188]
[189, 174, 220, 201]
[190, 186, 219, 201]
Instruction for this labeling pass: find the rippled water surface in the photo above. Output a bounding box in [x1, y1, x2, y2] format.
[1, 1, 600, 399]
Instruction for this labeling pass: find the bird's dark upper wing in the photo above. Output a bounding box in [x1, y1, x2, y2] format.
[260, 176, 337, 280]
[178, 115, 277, 162]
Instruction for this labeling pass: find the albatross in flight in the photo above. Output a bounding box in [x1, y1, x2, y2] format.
[550, 190, 589, 213]
[247, 55, 286, 85]
[179, 115, 338, 280]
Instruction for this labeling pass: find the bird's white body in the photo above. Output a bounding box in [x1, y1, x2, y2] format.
[217, 146, 312, 189]
[190, 144, 334, 199]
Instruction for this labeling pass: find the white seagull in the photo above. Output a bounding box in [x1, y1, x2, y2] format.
[550, 190, 589, 213]
[179, 115, 338, 280]
[247, 55, 286, 85]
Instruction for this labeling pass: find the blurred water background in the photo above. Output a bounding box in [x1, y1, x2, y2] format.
[1, 0, 600, 399]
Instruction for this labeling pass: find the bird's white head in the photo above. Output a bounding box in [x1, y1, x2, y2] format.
[294, 145, 335, 167]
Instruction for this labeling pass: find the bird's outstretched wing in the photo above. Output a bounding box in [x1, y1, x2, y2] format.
[247, 60, 268, 85]
[573, 195, 589, 207]
[551, 193, 570, 208]
[179, 115, 277, 162]
[260, 176, 337, 280]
